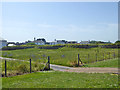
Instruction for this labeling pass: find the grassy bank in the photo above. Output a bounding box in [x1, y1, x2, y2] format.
[2, 71, 119, 88]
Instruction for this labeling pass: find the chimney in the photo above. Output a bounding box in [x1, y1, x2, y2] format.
[34, 37, 36, 41]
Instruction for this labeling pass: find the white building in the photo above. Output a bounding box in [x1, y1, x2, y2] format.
[0, 39, 7, 49]
[33, 38, 46, 45]
[49, 41, 58, 45]
[35, 40, 45, 45]
[56, 40, 66, 45]
[8, 44, 16, 46]
[80, 41, 90, 44]
[48, 40, 66, 45]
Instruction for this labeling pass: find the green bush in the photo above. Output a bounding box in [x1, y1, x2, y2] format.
[17, 64, 29, 73]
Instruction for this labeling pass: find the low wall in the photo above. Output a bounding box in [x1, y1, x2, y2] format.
[99, 45, 120, 48]
[1, 46, 35, 50]
[38, 46, 65, 49]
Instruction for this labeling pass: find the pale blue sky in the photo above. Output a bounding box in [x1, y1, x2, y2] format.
[2, 2, 118, 43]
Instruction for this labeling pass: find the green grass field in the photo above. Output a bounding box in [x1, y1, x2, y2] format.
[2, 71, 119, 88]
[84, 58, 118, 68]
[1, 47, 118, 67]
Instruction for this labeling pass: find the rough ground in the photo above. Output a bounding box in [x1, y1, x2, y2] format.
[0, 57, 119, 74]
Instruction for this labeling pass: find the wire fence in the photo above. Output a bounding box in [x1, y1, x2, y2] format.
[2, 56, 50, 77]
[45, 50, 118, 67]
[1, 49, 118, 77]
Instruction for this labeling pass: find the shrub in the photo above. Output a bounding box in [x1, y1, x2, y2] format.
[17, 64, 29, 73]
[70, 60, 78, 67]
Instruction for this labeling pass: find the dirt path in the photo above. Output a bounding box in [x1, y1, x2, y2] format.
[63, 67, 118, 74]
[0, 57, 118, 74]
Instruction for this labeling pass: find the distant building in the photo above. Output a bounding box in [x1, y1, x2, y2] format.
[8, 44, 16, 46]
[49, 41, 58, 45]
[25, 40, 32, 44]
[67, 41, 77, 44]
[0, 39, 7, 49]
[47, 40, 67, 45]
[7, 42, 16, 46]
[33, 38, 46, 45]
[80, 41, 90, 44]
[56, 40, 66, 45]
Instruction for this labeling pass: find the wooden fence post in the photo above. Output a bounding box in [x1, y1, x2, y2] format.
[114, 52, 115, 58]
[48, 56, 50, 70]
[103, 53, 104, 60]
[88, 54, 89, 63]
[30, 59, 31, 73]
[109, 52, 110, 59]
[96, 53, 97, 62]
[78, 54, 79, 66]
[5, 60, 7, 77]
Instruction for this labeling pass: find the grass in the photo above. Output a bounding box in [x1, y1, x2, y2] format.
[1, 59, 48, 77]
[2, 71, 119, 88]
[83, 58, 118, 68]
[1, 47, 118, 67]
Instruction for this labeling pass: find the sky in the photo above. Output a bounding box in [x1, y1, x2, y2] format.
[1, 2, 118, 43]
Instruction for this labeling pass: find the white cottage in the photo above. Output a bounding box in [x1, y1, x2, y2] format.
[0, 39, 7, 49]
[48, 40, 66, 45]
[33, 38, 46, 45]
[80, 41, 90, 44]
[49, 41, 58, 45]
[56, 40, 66, 45]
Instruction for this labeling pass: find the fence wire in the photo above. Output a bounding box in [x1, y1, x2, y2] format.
[2, 55, 49, 77]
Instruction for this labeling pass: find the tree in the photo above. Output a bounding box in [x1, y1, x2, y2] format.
[115, 40, 120, 44]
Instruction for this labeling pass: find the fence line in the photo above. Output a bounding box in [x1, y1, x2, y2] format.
[2, 51, 117, 77]
[3, 57, 50, 77]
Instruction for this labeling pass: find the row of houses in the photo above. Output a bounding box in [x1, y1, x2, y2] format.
[0, 37, 111, 49]
[32, 38, 78, 45]
[0, 38, 90, 48]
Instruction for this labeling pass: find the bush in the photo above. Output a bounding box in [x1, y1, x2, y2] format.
[70, 60, 78, 67]
[17, 64, 29, 73]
